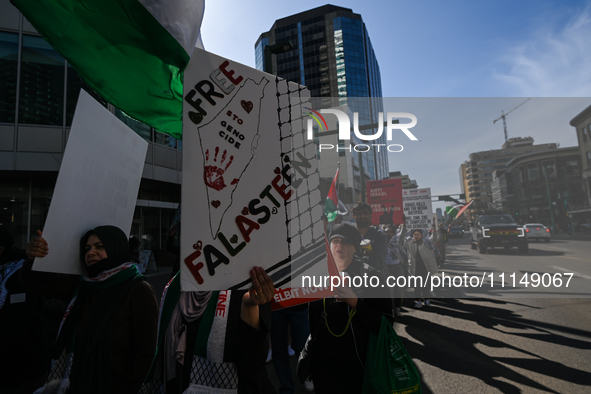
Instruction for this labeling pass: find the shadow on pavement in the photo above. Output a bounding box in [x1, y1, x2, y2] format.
[396, 298, 591, 393]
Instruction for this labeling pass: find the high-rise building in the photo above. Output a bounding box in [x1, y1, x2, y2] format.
[255, 5, 387, 203]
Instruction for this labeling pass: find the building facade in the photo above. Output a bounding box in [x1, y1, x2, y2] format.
[388, 171, 418, 189]
[255, 5, 387, 202]
[0, 0, 181, 257]
[570, 105, 591, 224]
[460, 137, 559, 216]
[492, 147, 586, 229]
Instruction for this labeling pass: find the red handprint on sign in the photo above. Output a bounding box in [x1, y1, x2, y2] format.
[204, 147, 234, 191]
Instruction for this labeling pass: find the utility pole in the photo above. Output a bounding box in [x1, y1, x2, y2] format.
[493, 98, 531, 143]
[542, 166, 556, 233]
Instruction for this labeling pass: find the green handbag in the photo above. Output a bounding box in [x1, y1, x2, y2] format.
[362, 315, 421, 394]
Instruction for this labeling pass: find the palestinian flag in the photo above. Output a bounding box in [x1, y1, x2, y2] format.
[325, 167, 348, 222]
[12, 0, 205, 139]
[446, 201, 473, 218]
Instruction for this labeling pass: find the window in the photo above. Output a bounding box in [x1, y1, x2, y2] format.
[516, 168, 523, 183]
[565, 161, 579, 176]
[583, 125, 588, 142]
[19, 35, 65, 125]
[114, 108, 151, 142]
[0, 32, 19, 123]
[527, 163, 539, 181]
[587, 151, 591, 166]
[542, 160, 556, 178]
[154, 131, 177, 149]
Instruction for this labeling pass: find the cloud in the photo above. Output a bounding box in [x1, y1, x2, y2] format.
[495, 7, 591, 96]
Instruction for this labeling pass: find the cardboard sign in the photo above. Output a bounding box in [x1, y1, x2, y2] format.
[180, 49, 324, 291]
[402, 188, 433, 230]
[34, 90, 147, 274]
[366, 178, 403, 225]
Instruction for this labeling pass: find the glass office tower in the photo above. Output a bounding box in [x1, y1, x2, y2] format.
[256, 5, 388, 202]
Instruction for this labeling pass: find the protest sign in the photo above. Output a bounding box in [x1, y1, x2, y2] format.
[366, 178, 403, 225]
[181, 48, 325, 291]
[402, 188, 433, 230]
[35, 90, 147, 274]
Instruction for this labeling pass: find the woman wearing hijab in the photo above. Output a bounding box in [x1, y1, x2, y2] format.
[22, 226, 158, 394]
[405, 229, 439, 309]
[141, 266, 276, 394]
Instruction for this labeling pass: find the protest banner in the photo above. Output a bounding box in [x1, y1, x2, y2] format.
[402, 188, 433, 230]
[181, 48, 325, 291]
[34, 90, 148, 274]
[366, 178, 403, 225]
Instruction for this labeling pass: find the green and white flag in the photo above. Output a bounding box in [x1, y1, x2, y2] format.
[12, 0, 205, 139]
[446, 200, 473, 218]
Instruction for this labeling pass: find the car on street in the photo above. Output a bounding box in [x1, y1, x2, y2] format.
[470, 214, 528, 254]
[523, 223, 551, 242]
[448, 226, 464, 238]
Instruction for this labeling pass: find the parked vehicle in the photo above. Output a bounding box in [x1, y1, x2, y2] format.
[523, 223, 551, 242]
[448, 226, 464, 238]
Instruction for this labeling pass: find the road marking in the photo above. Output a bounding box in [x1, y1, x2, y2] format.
[559, 255, 591, 262]
[550, 266, 591, 279]
[545, 246, 570, 251]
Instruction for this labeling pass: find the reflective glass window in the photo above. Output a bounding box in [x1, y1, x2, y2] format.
[114, 107, 151, 142]
[0, 32, 18, 123]
[19, 35, 65, 125]
[154, 131, 177, 149]
[66, 65, 107, 126]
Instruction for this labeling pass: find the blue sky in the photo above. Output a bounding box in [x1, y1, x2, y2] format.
[200, 1, 591, 211]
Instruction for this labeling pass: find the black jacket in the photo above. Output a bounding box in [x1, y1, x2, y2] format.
[308, 257, 391, 393]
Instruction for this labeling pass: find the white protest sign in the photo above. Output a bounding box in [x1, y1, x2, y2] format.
[402, 188, 433, 230]
[34, 90, 147, 274]
[181, 48, 324, 291]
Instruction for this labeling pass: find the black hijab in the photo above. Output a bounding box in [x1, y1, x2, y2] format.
[80, 225, 132, 277]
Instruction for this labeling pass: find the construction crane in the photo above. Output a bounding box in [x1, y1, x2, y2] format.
[493, 98, 531, 143]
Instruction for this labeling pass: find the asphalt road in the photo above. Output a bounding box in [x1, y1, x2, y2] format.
[150, 238, 591, 393]
[394, 236, 591, 393]
[434, 236, 591, 298]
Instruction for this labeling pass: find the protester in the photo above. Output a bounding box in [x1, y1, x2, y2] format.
[352, 203, 388, 274]
[405, 229, 439, 309]
[384, 224, 407, 318]
[270, 304, 313, 393]
[439, 223, 448, 244]
[0, 227, 49, 394]
[21, 226, 158, 394]
[142, 267, 277, 394]
[304, 222, 391, 393]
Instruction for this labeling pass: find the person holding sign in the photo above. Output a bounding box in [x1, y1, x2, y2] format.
[405, 229, 439, 309]
[141, 267, 276, 394]
[303, 223, 391, 393]
[21, 226, 158, 394]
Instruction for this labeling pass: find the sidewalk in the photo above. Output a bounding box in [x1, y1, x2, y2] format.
[551, 231, 591, 241]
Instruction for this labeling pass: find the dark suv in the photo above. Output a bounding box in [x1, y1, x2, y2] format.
[469, 214, 528, 254]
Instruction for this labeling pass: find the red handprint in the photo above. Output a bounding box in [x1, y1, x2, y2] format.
[204, 147, 234, 191]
